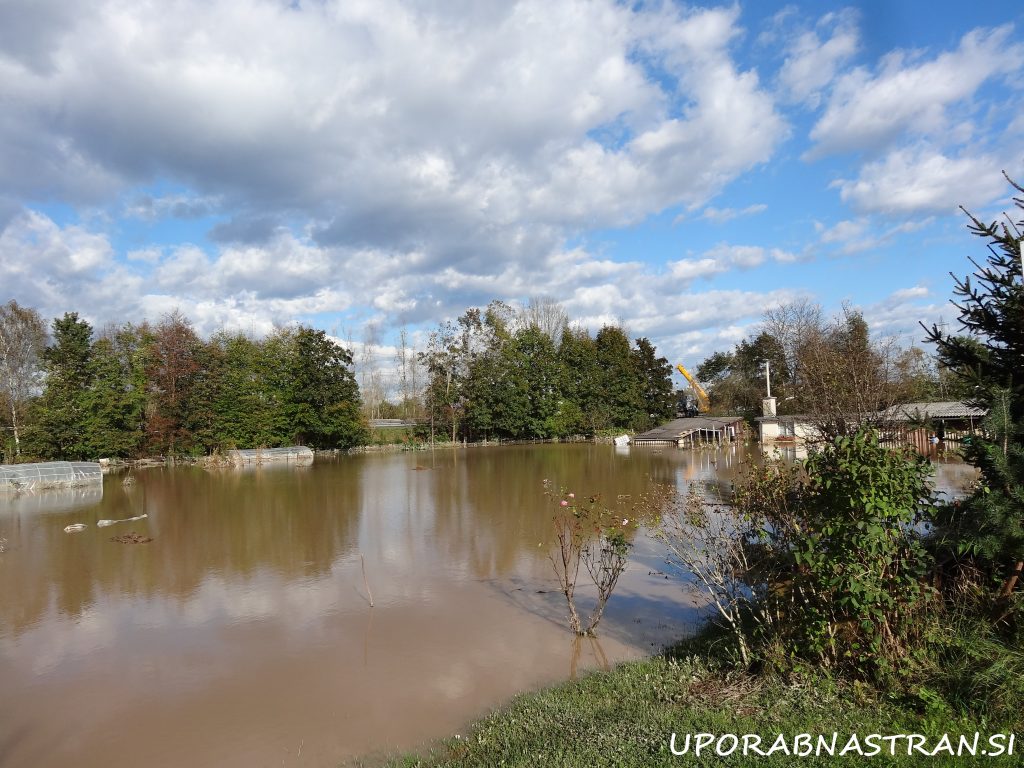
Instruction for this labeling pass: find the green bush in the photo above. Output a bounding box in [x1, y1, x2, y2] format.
[733, 430, 938, 679]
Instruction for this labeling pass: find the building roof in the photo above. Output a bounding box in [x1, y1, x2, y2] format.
[632, 416, 743, 443]
[878, 401, 987, 421]
[756, 401, 987, 425]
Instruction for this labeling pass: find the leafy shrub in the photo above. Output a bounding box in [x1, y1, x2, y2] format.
[666, 429, 938, 679]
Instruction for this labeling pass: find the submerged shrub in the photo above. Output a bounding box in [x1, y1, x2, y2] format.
[666, 429, 939, 680]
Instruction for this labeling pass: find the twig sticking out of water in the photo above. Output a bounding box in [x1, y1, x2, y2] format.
[361, 553, 375, 608]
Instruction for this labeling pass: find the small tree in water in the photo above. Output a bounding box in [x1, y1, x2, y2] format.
[545, 481, 632, 636]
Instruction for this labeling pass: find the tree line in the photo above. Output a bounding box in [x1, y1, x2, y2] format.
[0, 308, 364, 462]
[0, 297, 680, 461]
[418, 300, 676, 442]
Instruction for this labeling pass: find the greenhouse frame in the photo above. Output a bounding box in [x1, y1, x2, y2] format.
[0, 462, 104, 493]
[226, 446, 314, 466]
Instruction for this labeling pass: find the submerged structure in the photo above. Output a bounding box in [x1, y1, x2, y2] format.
[757, 400, 987, 449]
[0, 461, 103, 493]
[225, 446, 314, 466]
[631, 416, 744, 446]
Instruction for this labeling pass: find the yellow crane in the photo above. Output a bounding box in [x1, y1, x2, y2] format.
[676, 363, 711, 413]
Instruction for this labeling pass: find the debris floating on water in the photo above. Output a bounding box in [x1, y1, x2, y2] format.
[97, 513, 148, 528]
[64, 523, 88, 533]
[109, 532, 153, 544]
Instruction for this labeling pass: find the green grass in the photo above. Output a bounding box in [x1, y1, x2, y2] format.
[363, 642, 1020, 767]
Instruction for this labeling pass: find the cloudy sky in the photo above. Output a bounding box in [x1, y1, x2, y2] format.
[1, 0, 1022, 374]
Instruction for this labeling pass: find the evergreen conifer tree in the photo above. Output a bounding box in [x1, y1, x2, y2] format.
[29, 313, 94, 459]
[924, 175, 1024, 602]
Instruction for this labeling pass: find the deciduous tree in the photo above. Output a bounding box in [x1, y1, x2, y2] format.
[283, 326, 364, 449]
[0, 300, 46, 459]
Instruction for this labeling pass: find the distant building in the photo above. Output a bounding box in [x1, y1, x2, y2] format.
[756, 414, 818, 444]
[874, 401, 987, 451]
[631, 416, 744, 447]
[756, 400, 987, 448]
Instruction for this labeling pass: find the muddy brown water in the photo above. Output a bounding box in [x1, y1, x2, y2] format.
[0, 443, 976, 767]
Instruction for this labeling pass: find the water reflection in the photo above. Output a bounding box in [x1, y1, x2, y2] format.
[0, 444, 978, 768]
[0, 485, 103, 517]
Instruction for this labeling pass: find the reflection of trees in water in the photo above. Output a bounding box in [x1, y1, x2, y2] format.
[0, 464, 364, 635]
[425, 444, 754, 582]
[0, 444, 773, 638]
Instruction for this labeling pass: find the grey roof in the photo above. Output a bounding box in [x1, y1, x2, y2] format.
[879, 401, 987, 421]
[632, 416, 743, 443]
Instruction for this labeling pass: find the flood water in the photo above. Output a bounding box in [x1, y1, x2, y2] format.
[0, 444, 977, 767]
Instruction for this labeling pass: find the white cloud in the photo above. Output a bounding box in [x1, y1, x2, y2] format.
[863, 287, 944, 344]
[700, 203, 768, 223]
[777, 9, 859, 106]
[891, 285, 929, 301]
[817, 214, 934, 254]
[0, 209, 803, 368]
[833, 146, 1009, 215]
[669, 244, 797, 283]
[7, 0, 1010, 376]
[0, 0, 784, 238]
[808, 25, 1023, 157]
[0, 0, 795, 359]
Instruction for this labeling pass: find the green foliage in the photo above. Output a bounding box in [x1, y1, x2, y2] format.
[284, 326, 365, 449]
[14, 306, 365, 459]
[921, 610, 1024, 723]
[556, 327, 601, 434]
[82, 329, 146, 457]
[787, 432, 934, 672]
[502, 326, 561, 439]
[26, 313, 94, 459]
[924, 175, 1024, 601]
[696, 331, 787, 419]
[0, 300, 47, 459]
[381, 649, 1018, 768]
[724, 430, 937, 678]
[423, 303, 675, 441]
[199, 331, 290, 449]
[594, 325, 642, 430]
[631, 337, 675, 431]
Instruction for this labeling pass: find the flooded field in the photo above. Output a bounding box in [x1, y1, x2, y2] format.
[0, 443, 976, 767]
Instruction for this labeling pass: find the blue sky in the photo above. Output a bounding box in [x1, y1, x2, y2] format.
[1, 0, 1022, 385]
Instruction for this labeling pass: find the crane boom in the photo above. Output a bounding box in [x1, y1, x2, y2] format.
[676, 363, 711, 413]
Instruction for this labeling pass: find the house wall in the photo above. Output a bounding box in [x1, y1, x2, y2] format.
[759, 419, 816, 443]
[759, 420, 780, 441]
[794, 422, 816, 440]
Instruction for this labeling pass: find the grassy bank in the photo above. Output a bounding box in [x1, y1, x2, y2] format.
[369, 639, 1019, 767]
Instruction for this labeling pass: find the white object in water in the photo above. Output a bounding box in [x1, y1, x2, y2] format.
[97, 513, 148, 528]
[64, 523, 88, 533]
[613, 434, 630, 446]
